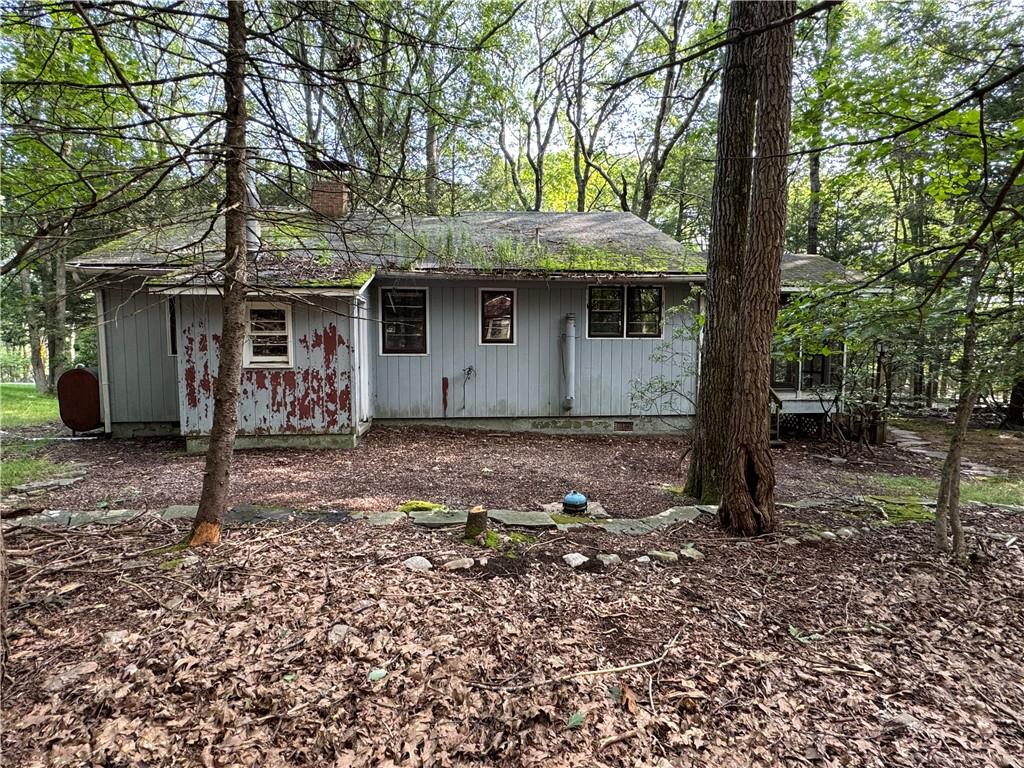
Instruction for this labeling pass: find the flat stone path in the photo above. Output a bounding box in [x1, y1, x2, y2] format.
[889, 427, 1007, 478]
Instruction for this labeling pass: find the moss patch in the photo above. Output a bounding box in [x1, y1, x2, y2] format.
[550, 513, 594, 525]
[396, 500, 447, 514]
[868, 496, 935, 524]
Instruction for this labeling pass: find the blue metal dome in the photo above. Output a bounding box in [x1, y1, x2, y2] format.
[563, 490, 588, 514]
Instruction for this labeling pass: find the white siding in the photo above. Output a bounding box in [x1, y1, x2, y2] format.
[370, 278, 697, 419]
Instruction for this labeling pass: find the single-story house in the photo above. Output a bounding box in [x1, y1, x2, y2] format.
[70, 178, 855, 451]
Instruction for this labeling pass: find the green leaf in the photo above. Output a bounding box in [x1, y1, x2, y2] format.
[566, 710, 586, 730]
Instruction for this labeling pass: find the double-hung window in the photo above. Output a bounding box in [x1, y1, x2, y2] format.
[480, 289, 515, 344]
[381, 288, 428, 354]
[587, 285, 663, 338]
[244, 303, 293, 367]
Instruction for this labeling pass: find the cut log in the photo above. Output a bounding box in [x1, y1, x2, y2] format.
[465, 505, 488, 540]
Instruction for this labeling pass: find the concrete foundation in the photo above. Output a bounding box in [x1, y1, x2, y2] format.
[110, 421, 181, 438]
[374, 415, 693, 436]
[185, 432, 357, 453]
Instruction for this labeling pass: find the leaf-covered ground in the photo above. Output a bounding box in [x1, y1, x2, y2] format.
[18, 423, 1003, 517]
[3, 502, 1023, 767]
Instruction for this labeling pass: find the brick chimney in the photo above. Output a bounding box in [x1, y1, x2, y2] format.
[307, 157, 351, 218]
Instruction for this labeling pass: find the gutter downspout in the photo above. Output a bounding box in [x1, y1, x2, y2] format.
[563, 313, 576, 411]
[95, 290, 112, 434]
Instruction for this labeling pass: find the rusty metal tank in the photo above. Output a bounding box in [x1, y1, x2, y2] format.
[56, 367, 102, 433]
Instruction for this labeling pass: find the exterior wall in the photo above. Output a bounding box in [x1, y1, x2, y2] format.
[369, 277, 698, 420]
[101, 285, 180, 425]
[175, 295, 355, 436]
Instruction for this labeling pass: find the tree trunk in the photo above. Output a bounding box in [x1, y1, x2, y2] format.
[1005, 377, 1024, 425]
[718, 0, 795, 536]
[934, 256, 988, 557]
[425, 116, 439, 215]
[807, 150, 821, 254]
[189, 0, 249, 548]
[1, 522, 8, 680]
[684, 0, 759, 503]
[49, 248, 68, 390]
[20, 271, 47, 392]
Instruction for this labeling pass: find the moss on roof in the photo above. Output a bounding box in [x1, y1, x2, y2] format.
[72, 208, 855, 288]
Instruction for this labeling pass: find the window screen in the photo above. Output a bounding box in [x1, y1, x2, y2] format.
[626, 286, 662, 337]
[245, 304, 292, 366]
[481, 289, 515, 344]
[588, 286, 624, 337]
[381, 288, 428, 354]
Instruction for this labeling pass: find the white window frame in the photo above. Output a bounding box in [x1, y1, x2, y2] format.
[585, 284, 665, 340]
[478, 287, 517, 346]
[378, 286, 430, 356]
[165, 297, 178, 356]
[243, 301, 294, 368]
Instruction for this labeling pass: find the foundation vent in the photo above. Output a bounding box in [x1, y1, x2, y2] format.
[613, 420, 635, 432]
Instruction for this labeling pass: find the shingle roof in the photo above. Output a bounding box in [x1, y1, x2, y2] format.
[780, 251, 860, 287]
[71, 208, 855, 287]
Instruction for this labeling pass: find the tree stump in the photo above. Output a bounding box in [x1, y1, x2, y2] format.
[464, 505, 488, 540]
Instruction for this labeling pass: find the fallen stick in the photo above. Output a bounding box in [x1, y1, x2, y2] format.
[599, 729, 640, 749]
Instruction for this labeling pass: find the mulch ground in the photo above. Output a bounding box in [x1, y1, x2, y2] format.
[3, 503, 1023, 767]
[18, 424, 967, 517]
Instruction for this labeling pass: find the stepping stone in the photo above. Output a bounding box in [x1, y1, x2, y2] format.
[407, 508, 467, 527]
[5, 510, 71, 528]
[596, 554, 621, 567]
[781, 537, 801, 546]
[69, 509, 142, 528]
[441, 557, 474, 570]
[351, 510, 405, 526]
[489, 509, 555, 528]
[819, 530, 837, 540]
[647, 550, 678, 563]
[162, 504, 199, 520]
[403, 556, 433, 571]
[836, 527, 857, 539]
[602, 506, 700, 536]
[634, 556, 652, 565]
[228, 504, 294, 523]
[12, 476, 83, 493]
[563, 553, 589, 568]
[801, 533, 823, 543]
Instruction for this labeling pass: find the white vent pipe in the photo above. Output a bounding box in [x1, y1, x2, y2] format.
[563, 313, 576, 411]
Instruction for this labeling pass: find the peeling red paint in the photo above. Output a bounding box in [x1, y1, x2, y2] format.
[183, 313, 353, 437]
[322, 325, 337, 369]
[339, 383, 351, 417]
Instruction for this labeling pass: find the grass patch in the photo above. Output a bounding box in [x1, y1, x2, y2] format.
[0, 455, 61, 490]
[1, 383, 58, 428]
[869, 473, 1024, 507]
[0, 439, 64, 491]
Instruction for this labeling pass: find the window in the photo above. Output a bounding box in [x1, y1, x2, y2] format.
[244, 303, 292, 367]
[381, 288, 428, 354]
[166, 298, 178, 356]
[588, 286, 624, 337]
[587, 285, 663, 338]
[480, 289, 515, 344]
[772, 356, 797, 389]
[626, 286, 663, 337]
[801, 353, 837, 389]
